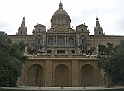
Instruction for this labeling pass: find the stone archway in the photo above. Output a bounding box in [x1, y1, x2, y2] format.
[54, 64, 69, 87]
[28, 64, 43, 86]
[81, 64, 95, 86]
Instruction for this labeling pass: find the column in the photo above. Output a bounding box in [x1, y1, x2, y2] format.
[67, 35, 69, 45]
[24, 61, 29, 86]
[74, 35, 75, 45]
[72, 60, 79, 86]
[54, 35, 56, 46]
[47, 36, 48, 45]
[65, 35, 66, 45]
[45, 60, 53, 86]
[56, 35, 57, 45]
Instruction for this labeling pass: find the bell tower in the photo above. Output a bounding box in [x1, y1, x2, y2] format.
[94, 17, 104, 35]
[17, 17, 27, 35]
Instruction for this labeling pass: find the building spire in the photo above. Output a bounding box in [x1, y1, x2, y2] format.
[96, 16, 100, 27]
[17, 16, 27, 35]
[96, 16, 99, 21]
[94, 17, 104, 35]
[21, 16, 25, 27]
[59, 1, 63, 9]
[23, 16, 25, 21]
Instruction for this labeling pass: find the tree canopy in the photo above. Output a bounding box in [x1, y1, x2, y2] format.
[98, 41, 124, 85]
[0, 31, 27, 87]
[98, 43, 113, 55]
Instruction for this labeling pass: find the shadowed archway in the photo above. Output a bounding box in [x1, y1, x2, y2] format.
[81, 64, 95, 86]
[28, 64, 43, 86]
[54, 64, 69, 87]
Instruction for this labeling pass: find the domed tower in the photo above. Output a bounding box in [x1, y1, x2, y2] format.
[46, 1, 76, 55]
[51, 1, 71, 28]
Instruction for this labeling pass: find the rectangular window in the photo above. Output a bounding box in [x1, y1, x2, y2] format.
[72, 50, 75, 53]
[47, 50, 51, 53]
[57, 50, 65, 53]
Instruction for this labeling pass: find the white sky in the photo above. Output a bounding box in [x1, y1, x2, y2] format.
[0, 0, 124, 35]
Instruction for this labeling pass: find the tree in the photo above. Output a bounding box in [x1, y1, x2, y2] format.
[28, 47, 34, 54]
[98, 44, 106, 55]
[18, 41, 27, 52]
[106, 43, 113, 55]
[98, 41, 124, 85]
[98, 43, 114, 55]
[0, 31, 27, 87]
[108, 40, 124, 85]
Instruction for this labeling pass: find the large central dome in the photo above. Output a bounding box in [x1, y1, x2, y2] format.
[51, 2, 71, 28]
[53, 2, 69, 16]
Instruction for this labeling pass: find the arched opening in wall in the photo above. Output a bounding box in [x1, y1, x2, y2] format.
[28, 64, 43, 86]
[69, 38, 74, 45]
[81, 64, 95, 86]
[58, 37, 64, 45]
[48, 38, 53, 45]
[54, 64, 69, 87]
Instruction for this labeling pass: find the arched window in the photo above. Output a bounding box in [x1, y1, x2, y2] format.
[69, 38, 74, 45]
[38, 28, 40, 32]
[58, 37, 64, 45]
[48, 38, 53, 45]
[82, 28, 84, 32]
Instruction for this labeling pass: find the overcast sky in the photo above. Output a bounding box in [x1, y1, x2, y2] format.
[0, 0, 124, 35]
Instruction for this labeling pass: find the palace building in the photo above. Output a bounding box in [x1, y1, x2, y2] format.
[8, 2, 124, 87]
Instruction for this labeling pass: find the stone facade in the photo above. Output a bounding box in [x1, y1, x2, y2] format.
[17, 58, 104, 87]
[8, 2, 124, 87]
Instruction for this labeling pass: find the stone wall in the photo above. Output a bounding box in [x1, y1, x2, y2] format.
[17, 58, 104, 87]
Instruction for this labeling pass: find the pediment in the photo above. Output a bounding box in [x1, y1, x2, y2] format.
[52, 25, 75, 33]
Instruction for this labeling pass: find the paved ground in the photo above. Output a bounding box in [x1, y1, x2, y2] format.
[1, 86, 124, 90]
